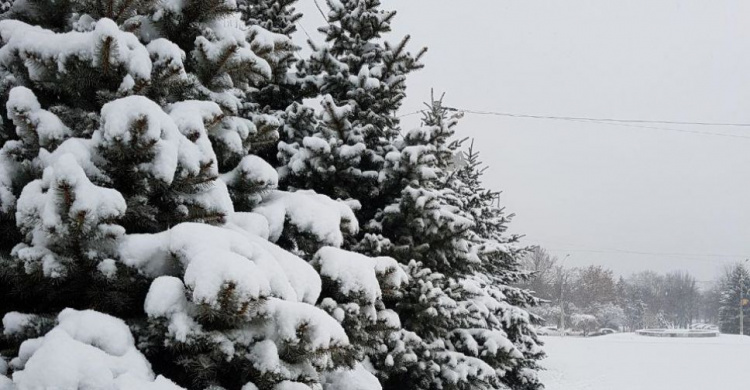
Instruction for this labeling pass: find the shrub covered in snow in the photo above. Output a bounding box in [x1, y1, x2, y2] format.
[571, 314, 599, 337]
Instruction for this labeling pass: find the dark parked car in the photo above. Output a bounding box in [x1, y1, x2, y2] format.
[588, 328, 617, 337]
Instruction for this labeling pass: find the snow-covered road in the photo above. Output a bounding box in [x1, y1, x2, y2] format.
[539, 333, 750, 390]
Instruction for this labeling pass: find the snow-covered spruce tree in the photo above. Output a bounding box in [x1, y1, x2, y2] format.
[451, 140, 524, 283]
[274, 1, 432, 380]
[0, 0, 298, 233]
[238, 0, 301, 36]
[718, 263, 750, 335]
[311, 246, 418, 384]
[357, 97, 544, 390]
[281, 0, 425, 224]
[272, 103, 423, 387]
[235, 0, 311, 159]
[450, 140, 545, 389]
[0, 0, 237, 316]
[278, 96, 368, 205]
[371, 96, 474, 276]
[0, 2, 393, 389]
[237, 0, 329, 172]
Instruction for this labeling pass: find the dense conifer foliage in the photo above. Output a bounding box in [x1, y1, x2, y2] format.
[0, 0, 543, 389]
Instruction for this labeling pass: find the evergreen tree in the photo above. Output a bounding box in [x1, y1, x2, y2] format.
[238, 0, 301, 36]
[0, 0, 549, 388]
[451, 141, 545, 389]
[718, 263, 750, 335]
[361, 96, 544, 390]
[369, 96, 475, 276]
[238, 0, 305, 123]
[236, 0, 320, 169]
[283, 0, 425, 223]
[452, 140, 527, 284]
[0, 2, 389, 389]
[278, 96, 364, 201]
[312, 246, 418, 384]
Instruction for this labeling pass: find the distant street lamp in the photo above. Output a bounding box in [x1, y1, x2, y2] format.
[559, 254, 570, 336]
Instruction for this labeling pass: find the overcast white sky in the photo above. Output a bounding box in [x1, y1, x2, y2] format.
[296, 0, 750, 282]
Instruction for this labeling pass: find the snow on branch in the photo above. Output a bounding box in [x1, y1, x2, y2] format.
[3, 309, 184, 389]
[254, 190, 359, 248]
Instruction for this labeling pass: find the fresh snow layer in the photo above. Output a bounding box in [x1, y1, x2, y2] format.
[539, 333, 750, 390]
[120, 223, 320, 304]
[96, 96, 218, 185]
[7, 86, 71, 149]
[225, 212, 271, 240]
[0, 19, 152, 84]
[254, 190, 358, 247]
[313, 247, 407, 303]
[5, 309, 184, 389]
[321, 362, 382, 390]
[221, 155, 279, 189]
[13, 154, 126, 277]
[2, 312, 33, 336]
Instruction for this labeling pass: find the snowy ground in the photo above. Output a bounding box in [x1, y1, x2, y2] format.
[539, 333, 750, 390]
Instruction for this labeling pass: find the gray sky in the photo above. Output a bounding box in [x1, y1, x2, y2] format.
[296, 0, 750, 282]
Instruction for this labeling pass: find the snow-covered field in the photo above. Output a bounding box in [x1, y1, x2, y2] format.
[539, 333, 750, 390]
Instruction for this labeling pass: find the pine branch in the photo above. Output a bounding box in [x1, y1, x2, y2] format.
[113, 0, 137, 22]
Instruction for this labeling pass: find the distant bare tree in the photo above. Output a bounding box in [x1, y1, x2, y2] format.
[662, 271, 699, 328]
[699, 282, 722, 324]
[568, 265, 617, 310]
[518, 246, 558, 300]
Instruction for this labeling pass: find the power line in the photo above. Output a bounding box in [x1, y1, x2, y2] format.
[541, 245, 745, 261]
[295, 21, 314, 42]
[444, 107, 750, 128]
[398, 110, 423, 118]
[398, 107, 750, 139]
[561, 118, 750, 140]
[533, 236, 746, 260]
[313, 0, 329, 22]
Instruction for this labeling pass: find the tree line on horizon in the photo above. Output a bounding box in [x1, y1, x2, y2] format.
[518, 247, 749, 335]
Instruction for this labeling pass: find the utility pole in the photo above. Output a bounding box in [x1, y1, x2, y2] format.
[741, 259, 748, 336]
[559, 254, 570, 336]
